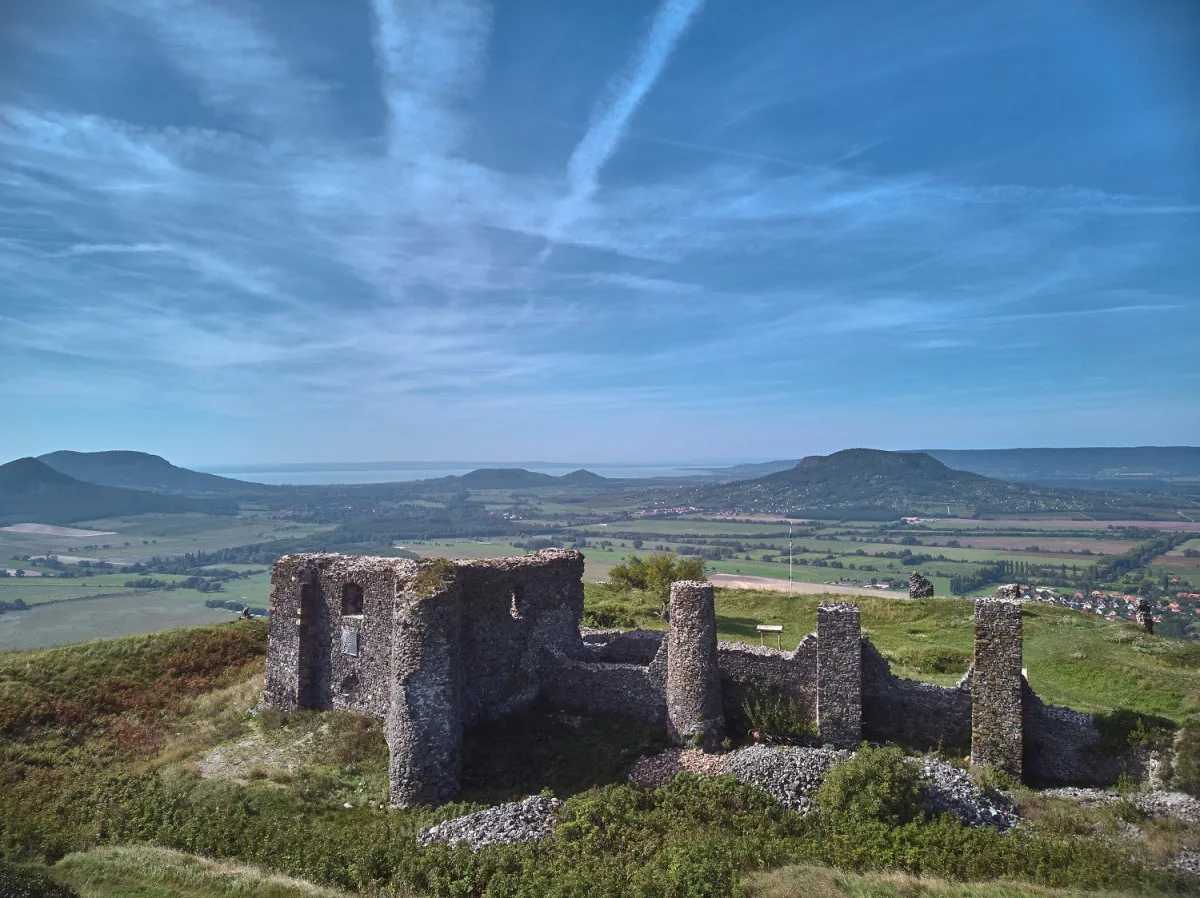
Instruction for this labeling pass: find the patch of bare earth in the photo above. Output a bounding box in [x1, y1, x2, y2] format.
[0, 523, 118, 536]
[709, 574, 902, 598]
[197, 727, 316, 783]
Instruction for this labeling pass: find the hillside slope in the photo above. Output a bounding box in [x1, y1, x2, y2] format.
[924, 446, 1200, 494]
[681, 448, 1125, 517]
[0, 457, 234, 525]
[39, 450, 270, 497]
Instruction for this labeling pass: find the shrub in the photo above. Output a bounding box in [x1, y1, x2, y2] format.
[815, 746, 924, 828]
[1093, 709, 1175, 751]
[742, 691, 815, 743]
[582, 603, 638, 629]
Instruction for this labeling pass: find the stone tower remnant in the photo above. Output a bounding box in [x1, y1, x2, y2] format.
[665, 580, 725, 750]
[908, 571, 934, 598]
[971, 597, 1023, 780]
[817, 601, 862, 748]
[994, 583, 1021, 601]
[1136, 598, 1154, 634]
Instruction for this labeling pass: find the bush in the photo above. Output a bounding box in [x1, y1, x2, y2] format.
[582, 603, 638, 629]
[815, 746, 924, 828]
[742, 691, 815, 743]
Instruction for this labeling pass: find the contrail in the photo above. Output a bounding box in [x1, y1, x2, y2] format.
[543, 0, 706, 255]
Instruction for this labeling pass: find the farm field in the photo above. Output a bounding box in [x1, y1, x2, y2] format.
[0, 512, 324, 564]
[0, 590, 234, 651]
[0, 571, 272, 649]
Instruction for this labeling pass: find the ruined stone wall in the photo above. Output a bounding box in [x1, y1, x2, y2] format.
[579, 627, 665, 665]
[665, 581, 724, 750]
[861, 642, 972, 750]
[817, 602, 862, 748]
[539, 652, 667, 724]
[972, 599, 1024, 779]
[715, 637, 817, 733]
[265, 553, 396, 718]
[454, 551, 584, 728]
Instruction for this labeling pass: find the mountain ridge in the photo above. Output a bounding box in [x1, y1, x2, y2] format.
[38, 450, 271, 497]
[0, 457, 235, 525]
[679, 448, 1161, 518]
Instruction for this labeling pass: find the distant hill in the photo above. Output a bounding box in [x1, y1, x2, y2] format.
[38, 450, 269, 497]
[923, 447, 1200, 494]
[559, 468, 609, 486]
[0, 457, 234, 526]
[445, 468, 560, 489]
[680, 448, 1156, 518]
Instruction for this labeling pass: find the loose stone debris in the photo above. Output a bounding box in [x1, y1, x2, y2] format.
[721, 745, 851, 814]
[417, 796, 562, 851]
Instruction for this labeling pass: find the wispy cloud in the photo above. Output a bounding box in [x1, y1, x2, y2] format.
[544, 0, 706, 253]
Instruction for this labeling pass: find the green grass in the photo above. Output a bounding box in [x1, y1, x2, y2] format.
[742, 864, 1150, 897]
[50, 846, 355, 898]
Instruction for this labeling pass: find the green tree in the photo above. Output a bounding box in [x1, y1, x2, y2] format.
[607, 552, 706, 601]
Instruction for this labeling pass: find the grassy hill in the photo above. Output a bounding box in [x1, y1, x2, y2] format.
[682, 448, 1193, 519]
[0, 458, 236, 526]
[1, 609, 1197, 896]
[38, 450, 271, 498]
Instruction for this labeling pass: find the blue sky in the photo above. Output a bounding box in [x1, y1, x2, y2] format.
[1, 0, 1197, 466]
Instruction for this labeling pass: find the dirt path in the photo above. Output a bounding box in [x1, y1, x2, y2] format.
[708, 573, 905, 598]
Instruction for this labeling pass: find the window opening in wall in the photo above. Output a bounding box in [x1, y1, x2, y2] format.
[342, 582, 364, 616]
[509, 587, 523, 620]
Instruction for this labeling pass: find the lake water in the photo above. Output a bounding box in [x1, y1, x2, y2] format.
[200, 461, 725, 486]
[0, 594, 236, 651]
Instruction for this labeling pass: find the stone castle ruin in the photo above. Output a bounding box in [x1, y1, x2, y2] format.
[266, 550, 1129, 806]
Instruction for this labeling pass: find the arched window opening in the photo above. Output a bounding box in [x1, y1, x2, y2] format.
[342, 582, 364, 616]
[509, 587, 523, 620]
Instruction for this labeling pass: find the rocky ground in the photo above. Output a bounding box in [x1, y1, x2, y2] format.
[418, 796, 562, 851]
[720, 745, 851, 815]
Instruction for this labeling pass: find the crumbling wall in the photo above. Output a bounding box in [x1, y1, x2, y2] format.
[716, 636, 817, 732]
[539, 652, 667, 724]
[861, 642, 972, 750]
[666, 581, 724, 750]
[817, 602, 862, 748]
[972, 599, 1024, 779]
[579, 627, 665, 665]
[265, 553, 402, 719]
[455, 551, 585, 728]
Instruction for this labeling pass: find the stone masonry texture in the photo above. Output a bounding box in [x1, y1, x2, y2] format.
[972, 598, 1023, 780]
[666, 581, 725, 750]
[817, 602, 862, 748]
[267, 553, 1128, 806]
[909, 571, 934, 598]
